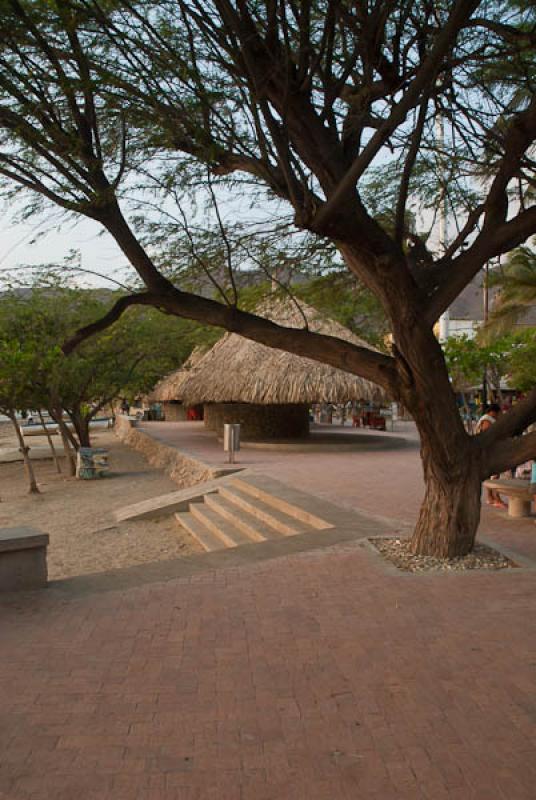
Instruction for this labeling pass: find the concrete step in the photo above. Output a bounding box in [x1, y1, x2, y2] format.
[229, 477, 332, 529]
[172, 472, 338, 554]
[203, 493, 278, 542]
[189, 503, 256, 547]
[175, 511, 228, 552]
[218, 485, 302, 536]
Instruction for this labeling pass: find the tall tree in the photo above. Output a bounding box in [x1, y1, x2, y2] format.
[0, 1, 535, 556]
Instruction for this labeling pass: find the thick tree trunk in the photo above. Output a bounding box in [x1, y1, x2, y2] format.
[8, 411, 40, 494]
[337, 241, 502, 557]
[399, 361, 484, 557]
[77, 418, 91, 448]
[339, 243, 484, 557]
[60, 430, 77, 477]
[410, 437, 482, 557]
[68, 409, 91, 448]
[37, 409, 62, 474]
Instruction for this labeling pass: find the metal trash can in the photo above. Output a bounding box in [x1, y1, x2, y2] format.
[76, 447, 109, 479]
[223, 423, 240, 463]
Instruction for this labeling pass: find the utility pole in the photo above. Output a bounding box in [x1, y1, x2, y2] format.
[482, 262, 490, 405]
[436, 113, 449, 342]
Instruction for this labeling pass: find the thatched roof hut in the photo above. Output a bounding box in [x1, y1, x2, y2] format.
[148, 346, 209, 404]
[175, 298, 386, 439]
[180, 298, 385, 406]
[147, 346, 209, 420]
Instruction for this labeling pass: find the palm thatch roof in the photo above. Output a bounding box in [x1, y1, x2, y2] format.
[148, 345, 209, 403]
[178, 298, 387, 405]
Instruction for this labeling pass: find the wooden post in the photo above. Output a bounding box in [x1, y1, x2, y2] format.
[8, 410, 40, 494]
[48, 406, 77, 476]
[57, 421, 76, 477]
[37, 409, 62, 474]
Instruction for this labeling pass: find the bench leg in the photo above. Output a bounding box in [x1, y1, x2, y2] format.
[508, 497, 531, 518]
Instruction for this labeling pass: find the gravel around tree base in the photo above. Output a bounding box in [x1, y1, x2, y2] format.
[370, 537, 517, 572]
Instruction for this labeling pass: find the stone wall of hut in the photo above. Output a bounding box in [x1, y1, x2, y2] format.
[162, 402, 186, 422]
[203, 402, 309, 440]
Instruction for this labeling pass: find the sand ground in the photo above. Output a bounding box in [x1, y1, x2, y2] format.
[0, 423, 201, 580]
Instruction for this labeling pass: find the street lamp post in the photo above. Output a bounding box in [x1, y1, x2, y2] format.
[436, 112, 450, 342]
[482, 262, 489, 405]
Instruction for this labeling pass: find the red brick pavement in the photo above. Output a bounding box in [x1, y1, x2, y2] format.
[1, 540, 535, 799]
[2, 421, 535, 798]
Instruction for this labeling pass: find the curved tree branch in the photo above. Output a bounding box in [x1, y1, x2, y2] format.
[62, 292, 159, 354]
[394, 94, 429, 246]
[478, 387, 536, 446]
[486, 430, 536, 478]
[62, 286, 399, 394]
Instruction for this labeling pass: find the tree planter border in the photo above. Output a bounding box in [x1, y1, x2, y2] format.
[362, 535, 536, 577]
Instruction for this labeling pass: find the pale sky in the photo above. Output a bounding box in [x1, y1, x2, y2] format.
[0, 186, 442, 292]
[0, 209, 131, 290]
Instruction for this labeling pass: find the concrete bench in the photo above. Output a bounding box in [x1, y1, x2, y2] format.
[483, 479, 534, 518]
[0, 527, 49, 591]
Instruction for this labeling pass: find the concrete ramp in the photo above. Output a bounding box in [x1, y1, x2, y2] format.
[115, 473, 243, 522]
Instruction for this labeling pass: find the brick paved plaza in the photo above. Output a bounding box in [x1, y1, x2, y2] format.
[1, 423, 535, 799]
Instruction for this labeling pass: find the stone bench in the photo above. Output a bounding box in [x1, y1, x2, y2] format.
[0, 528, 49, 591]
[483, 479, 534, 518]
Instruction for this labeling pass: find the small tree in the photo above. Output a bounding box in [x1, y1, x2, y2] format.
[444, 330, 536, 416]
[0, 339, 40, 494]
[0, 285, 206, 448]
[504, 329, 536, 394]
[444, 335, 513, 402]
[443, 336, 488, 396]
